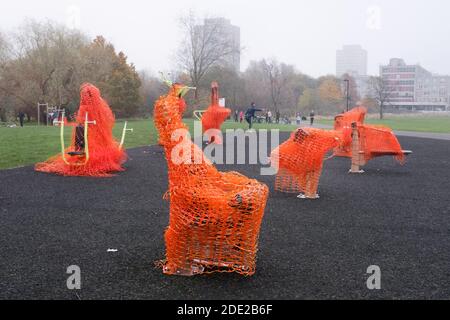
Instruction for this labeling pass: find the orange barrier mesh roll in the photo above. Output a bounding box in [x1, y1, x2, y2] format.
[35, 83, 126, 177]
[358, 124, 405, 164]
[271, 128, 342, 198]
[334, 107, 367, 157]
[154, 83, 269, 276]
[201, 82, 231, 144]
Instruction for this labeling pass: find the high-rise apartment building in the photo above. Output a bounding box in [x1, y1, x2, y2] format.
[336, 45, 369, 98]
[336, 45, 368, 77]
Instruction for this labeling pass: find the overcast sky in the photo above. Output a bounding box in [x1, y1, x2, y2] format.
[1, 0, 449, 77]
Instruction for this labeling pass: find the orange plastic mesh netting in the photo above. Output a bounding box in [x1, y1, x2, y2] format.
[201, 82, 231, 144]
[358, 124, 405, 164]
[35, 83, 126, 177]
[271, 128, 342, 198]
[334, 106, 367, 157]
[154, 83, 268, 276]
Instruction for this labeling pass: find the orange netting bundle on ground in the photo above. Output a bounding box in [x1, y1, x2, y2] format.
[154, 83, 269, 276]
[35, 83, 126, 177]
[271, 128, 342, 199]
[334, 106, 367, 157]
[201, 82, 231, 144]
[358, 124, 406, 164]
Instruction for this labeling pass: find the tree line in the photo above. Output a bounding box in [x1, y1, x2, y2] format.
[0, 20, 142, 122]
[0, 17, 387, 123]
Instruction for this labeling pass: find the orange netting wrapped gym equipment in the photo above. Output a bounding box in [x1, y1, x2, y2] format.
[334, 106, 367, 157]
[352, 123, 406, 166]
[200, 82, 231, 144]
[332, 107, 407, 172]
[35, 83, 126, 177]
[154, 83, 269, 276]
[271, 128, 342, 199]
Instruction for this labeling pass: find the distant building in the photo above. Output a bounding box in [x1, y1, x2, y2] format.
[336, 45, 368, 77]
[196, 18, 241, 72]
[379, 58, 450, 111]
[336, 45, 369, 98]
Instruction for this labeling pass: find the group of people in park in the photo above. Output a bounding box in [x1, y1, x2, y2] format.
[14, 101, 315, 131]
[15, 109, 74, 127]
[233, 104, 316, 129]
[296, 111, 315, 126]
[234, 105, 282, 127]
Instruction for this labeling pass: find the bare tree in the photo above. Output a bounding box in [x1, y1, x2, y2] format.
[241, 60, 268, 107]
[262, 59, 296, 112]
[1, 20, 88, 119]
[139, 69, 166, 115]
[0, 31, 10, 65]
[0, 30, 37, 118]
[0, 32, 12, 121]
[0, 20, 144, 121]
[368, 76, 393, 119]
[262, 59, 282, 111]
[177, 12, 240, 101]
[241, 59, 315, 115]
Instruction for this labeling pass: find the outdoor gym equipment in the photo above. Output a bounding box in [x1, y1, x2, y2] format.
[193, 110, 205, 121]
[46, 105, 65, 126]
[194, 82, 231, 144]
[333, 107, 412, 173]
[35, 83, 126, 177]
[119, 121, 134, 150]
[348, 122, 412, 174]
[154, 82, 268, 276]
[333, 106, 366, 157]
[271, 128, 342, 199]
[54, 111, 96, 166]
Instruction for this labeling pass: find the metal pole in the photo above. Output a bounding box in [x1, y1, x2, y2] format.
[344, 79, 350, 112]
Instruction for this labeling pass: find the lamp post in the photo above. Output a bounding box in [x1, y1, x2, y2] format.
[344, 79, 350, 112]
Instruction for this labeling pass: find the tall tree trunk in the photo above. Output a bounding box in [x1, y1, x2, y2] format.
[192, 78, 200, 104]
[194, 89, 199, 103]
[379, 103, 384, 120]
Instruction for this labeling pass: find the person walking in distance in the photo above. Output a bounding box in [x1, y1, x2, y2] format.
[18, 111, 25, 127]
[310, 110, 315, 126]
[245, 102, 262, 130]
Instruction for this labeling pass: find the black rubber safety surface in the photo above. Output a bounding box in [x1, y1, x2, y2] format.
[0, 133, 449, 299]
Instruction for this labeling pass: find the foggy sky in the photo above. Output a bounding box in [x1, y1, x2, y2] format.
[1, 0, 449, 77]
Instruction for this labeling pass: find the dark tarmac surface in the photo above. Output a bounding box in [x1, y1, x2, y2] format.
[0, 133, 449, 300]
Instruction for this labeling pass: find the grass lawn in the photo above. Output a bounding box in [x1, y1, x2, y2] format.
[0, 119, 296, 170]
[0, 120, 154, 170]
[318, 116, 450, 133]
[1, 115, 448, 170]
